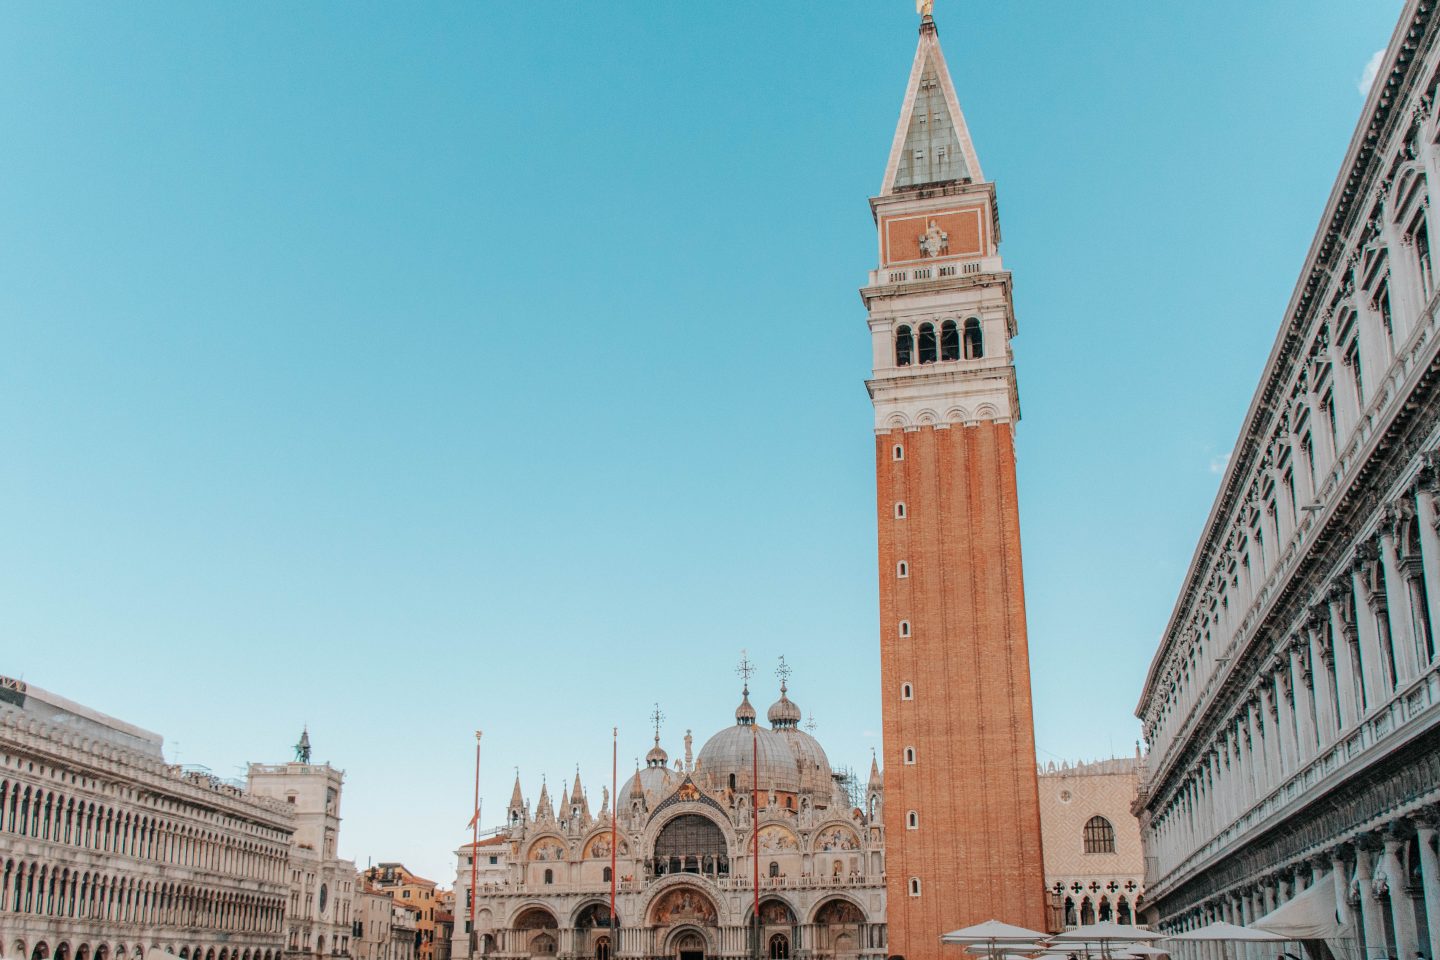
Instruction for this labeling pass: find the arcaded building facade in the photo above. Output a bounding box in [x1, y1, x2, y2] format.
[862, 11, 1047, 955]
[1036, 759, 1144, 930]
[454, 678, 885, 960]
[1134, 2, 1440, 957]
[0, 678, 292, 960]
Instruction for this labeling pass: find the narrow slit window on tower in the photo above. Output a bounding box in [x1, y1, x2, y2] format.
[906, 811, 918, 830]
[893, 444, 904, 461]
[904, 747, 916, 765]
[908, 877, 921, 897]
[918, 323, 937, 364]
[895, 325, 914, 367]
[897, 561, 908, 578]
[899, 620, 911, 638]
[901, 682, 913, 700]
[894, 502, 906, 519]
[963, 317, 984, 359]
[940, 319, 959, 360]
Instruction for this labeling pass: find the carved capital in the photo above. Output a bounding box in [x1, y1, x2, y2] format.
[1354, 830, 1385, 853]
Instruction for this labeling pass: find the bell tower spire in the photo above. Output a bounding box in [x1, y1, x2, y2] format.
[862, 9, 1047, 954]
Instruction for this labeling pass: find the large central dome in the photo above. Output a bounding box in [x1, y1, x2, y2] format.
[695, 687, 802, 797]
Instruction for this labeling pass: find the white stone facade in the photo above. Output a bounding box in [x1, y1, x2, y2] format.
[246, 764, 355, 960]
[0, 679, 292, 960]
[1134, 3, 1440, 957]
[453, 684, 885, 960]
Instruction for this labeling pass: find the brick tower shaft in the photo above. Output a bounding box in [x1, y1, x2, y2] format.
[862, 12, 1047, 956]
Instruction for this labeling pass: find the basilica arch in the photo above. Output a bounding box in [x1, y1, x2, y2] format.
[647, 810, 731, 878]
[808, 896, 867, 960]
[509, 905, 559, 959]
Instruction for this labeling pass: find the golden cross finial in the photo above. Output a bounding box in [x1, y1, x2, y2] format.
[650, 703, 665, 743]
[736, 649, 755, 693]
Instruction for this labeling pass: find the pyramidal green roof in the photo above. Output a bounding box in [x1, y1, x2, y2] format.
[881, 18, 984, 194]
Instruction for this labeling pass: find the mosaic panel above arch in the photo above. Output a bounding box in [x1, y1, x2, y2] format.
[812, 825, 860, 852]
[754, 824, 797, 853]
[583, 834, 629, 859]
[648, 887, 718, 927]
[527, 839, 566, 862]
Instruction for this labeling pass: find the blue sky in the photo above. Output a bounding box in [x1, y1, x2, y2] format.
[0, 0, 1405, 882]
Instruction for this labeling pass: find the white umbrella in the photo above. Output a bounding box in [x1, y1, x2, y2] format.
[1164, 923, 1285, 943]
[943, 921, 1052, 944]
[1051, 923, 1168, 943]
[943, 919, 1050, 960]
[1049, 924, 1168, 960]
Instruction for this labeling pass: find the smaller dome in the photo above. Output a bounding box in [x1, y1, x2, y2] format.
[767, 683, 802, 728]
[646, 740, 669, 766]
[735, 690, 757, 724]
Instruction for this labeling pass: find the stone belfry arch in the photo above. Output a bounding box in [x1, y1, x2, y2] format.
[862, 9, 1047, 953]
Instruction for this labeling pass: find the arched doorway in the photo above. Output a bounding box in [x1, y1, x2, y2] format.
[512, 907, 559, 959]
[812, 899, 864, 960]
[671, 931, 705, 960]
[751, 898, 796, 959]
[573, 902, 616, 960]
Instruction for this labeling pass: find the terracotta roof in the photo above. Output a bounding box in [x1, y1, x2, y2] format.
[461, 835, 508, 849]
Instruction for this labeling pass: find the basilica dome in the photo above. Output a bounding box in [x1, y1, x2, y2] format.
[767, 683, 835, 800]
[695, 688, 802, 796]
[620, 762, 680, 805]
[620, 731, 681, 804]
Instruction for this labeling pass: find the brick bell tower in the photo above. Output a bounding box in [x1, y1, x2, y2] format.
[863, 10, 1047, 951]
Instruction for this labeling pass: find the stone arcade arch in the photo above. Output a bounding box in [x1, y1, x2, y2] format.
[511, 906, 559, 959]
[663, 927, 710, 960]
[571, 901, 617, 960]
[809, 898, 865, 960]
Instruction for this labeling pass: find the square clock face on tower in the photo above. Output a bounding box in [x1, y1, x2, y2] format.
[881, 207, 985, 266]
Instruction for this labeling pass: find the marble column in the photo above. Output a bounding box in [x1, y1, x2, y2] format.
[1380, 520, 1420, 683]
[1380, 830, 1419, 960]
[1355, 840, 1388, 960]
[1329, 584, 1365, 724]
[1414, 477, 1440, 661]
[1352, 558, 1392, 704]
[1290, 642, 1318, 762]
[1414, 816, 1440, 960]
[1329, 851, 1353, 928]
[1307, 616, 1340, 744]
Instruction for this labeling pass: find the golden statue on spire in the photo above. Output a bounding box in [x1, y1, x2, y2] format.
[916, 0, 934, 16]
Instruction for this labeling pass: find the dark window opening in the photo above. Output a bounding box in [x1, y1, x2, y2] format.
[895, 326, 913, 367]
[940, 320, 959, 360]
[963, 318, 984, 359]
[917, 323, 937, 364]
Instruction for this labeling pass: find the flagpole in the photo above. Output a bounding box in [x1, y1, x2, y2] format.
[470, 731, 482, 959]
[752, 718, 759, 960]
[610, 726, 618, 945]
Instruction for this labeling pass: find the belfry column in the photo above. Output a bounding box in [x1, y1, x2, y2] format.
[863, 10, 1047, 955]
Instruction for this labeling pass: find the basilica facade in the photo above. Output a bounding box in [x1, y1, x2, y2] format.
[452, 680, 885, 960]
